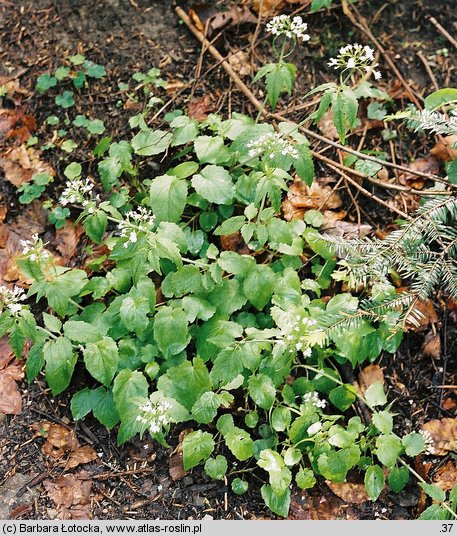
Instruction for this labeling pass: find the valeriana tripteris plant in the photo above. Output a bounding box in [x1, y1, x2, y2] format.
[253, 15, 311, 109]
[304, 41, 385, 143]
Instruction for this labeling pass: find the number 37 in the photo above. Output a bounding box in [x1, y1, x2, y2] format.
[441, 524, 454, 533]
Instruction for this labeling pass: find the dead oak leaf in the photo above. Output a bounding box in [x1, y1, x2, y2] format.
[431, 135, 457, 162]
[358, 364, 384, 393]
[433, 461, 457, 491]
[188, 96, 213, 121]
[421, 418, 457, 456]
[282, 179, 342, 221]
[52, 221, 84, 264]
[65, 445, 98, 470]
[43, 471, 92, 520]
[1, 145, 54, 187]
[422, 331, 441, 358]
[325, 481, 370, 504]
[398, 157, 440, 190]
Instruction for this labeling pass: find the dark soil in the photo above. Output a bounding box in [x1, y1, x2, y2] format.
[0, 0, 456, 521]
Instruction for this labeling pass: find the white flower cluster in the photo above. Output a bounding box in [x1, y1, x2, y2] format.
[266, 15, 310, 42]
[0, 285, 26, 316]
[419, 429, 436, 455]
[279, 313, 317, 355]
[60, 179, 94, 206]
[328, 43, 381, 80]
[136, 399, 172, 435]
[247, 132, 299, 160]
[21, 234, 50, 262]
[118, 207, 156, 248]
[409, 109, 457, 136]
[303, 391, 327, 409]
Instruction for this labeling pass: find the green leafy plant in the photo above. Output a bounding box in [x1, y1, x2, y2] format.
[253, 15, 310, 110]
[2, 26, 455, 520]
[18, 173, 54, 204]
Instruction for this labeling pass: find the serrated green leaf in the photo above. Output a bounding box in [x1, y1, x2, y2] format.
[191, 165, 235, 205]
[182, 430, 215, 470]
[64, 320, 102, 343]
[83, 336, 119, 386]
[44, 337, 77, 395]
[364, 465, 385, 501]
[388, 466, 409, 493]
[248, 373, 276, 410]
[131, 129, 172, 156]
[204, 455, 228, 480]
[157, 358, 211, 410]
[153, 307, 189, 359]
[149, 174, 188, 223]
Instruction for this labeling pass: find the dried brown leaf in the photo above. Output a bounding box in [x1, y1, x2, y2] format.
[169, 429, 191, 481]
[422, 331, 441, 358]
[431, 135, 457, 162]
[43, 471, 92, 520]
[228, 50, 252, 77]
[210, 5, 257, 32]
[398, 157, 440, 190]
[433, 461, 457, 491]
[0, 361, 24, 415]
[321, 220, 372, 239]
[288, 488, 361, 520]
[358, 364, 385, 392]
[219, 231, 251, 254]
[36, 422, 80, 459]
[421, 418, 457, 456]
[188, 95, 213, 121]
[325, 481, 370, 504]
[317, 109, 339, 140]
[405, 299, 438, 331]
[282, 179, 342, 221]
[65, 445, 98, 469]
[52, 221, 84, 264]
[0, 201, 47, 285]
[1, 145, 54, 187]
[252, 0, 285, 16]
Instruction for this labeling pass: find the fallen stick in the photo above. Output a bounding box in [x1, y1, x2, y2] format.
[429, 16, 457, 49]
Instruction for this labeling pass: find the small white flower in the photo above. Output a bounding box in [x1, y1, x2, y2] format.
[307, 421, 322, 435]
[247, 132, 299, 161]
[303, 391, 327, 409]
[59, 178, 94, 206]
[266, 14, 310, 42]
[419, 429, 436, 455]
[0, 285, 27, 316]
[117, 207, 156, 246]
[327, 42, 381, 80]
[136, 397, 172, 438]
